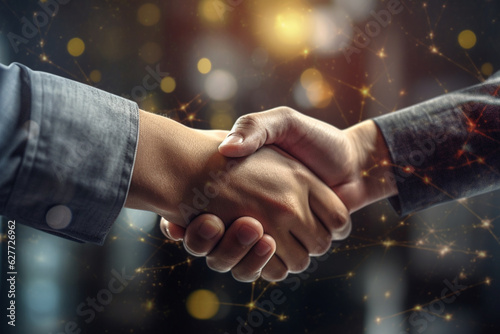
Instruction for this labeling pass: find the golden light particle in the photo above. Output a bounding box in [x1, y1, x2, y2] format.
[186, 289, 220, 320]
[67, 37, 85, 57]
[375, 317, 381, 324]
[198, 58, 212, 74]
[384, 291, 391, 298]
[458, 30, 477, 49]
[481, 62, 494, 76]
[90, 70, 102, 83]
[161, 76, 176, 93]
[445, 314, 452, 321]
[138, 3, 161, 26]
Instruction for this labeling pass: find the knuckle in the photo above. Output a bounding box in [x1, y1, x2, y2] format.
[263, 268, 288, 282]
[206, 258, 232, 273]
[288, 254, 310, 273]
[332, 206, 350, 230]
[232, 269, 260, 283]
[235, 114, 261, 130]
[310, 236, 331, 256]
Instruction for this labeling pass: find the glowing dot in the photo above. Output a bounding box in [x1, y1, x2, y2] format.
[67, 37, 85, 57]
[303, 49, 309, 55]
[414, 305, 422, 311]
[477, 251, 487, 258]
[383, 240, 394, 248]
[90, 70, 101, 83]
[362, 171, 368, 177]
[380, 215, 386, 222]
[161, 77, 176, 93]
[40, 54, 48, 62]
[138, 3, 161, 26]
[485, 277, 491, 285]
[384, 291, 391, 298]
[440, 246, 450, 256]
[186, 289, 220, 320]
[144, 299, 154, 311]
[458, 30, 477, 49]
[377, 48, 386, 58]
[445, 314, 452, 321]
[248, 302, 255, 310]
[375, 317, 381, 324]
[481, 219, 491, 228]
[361, 87, 370, 97]
[197, 58, 212, 74]
[423, 176, 431, 184]
[481, 63, 494, 76]
[430, 45, 438, 54]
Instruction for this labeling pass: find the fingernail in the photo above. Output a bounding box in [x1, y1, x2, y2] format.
[237, 225, 259, 246]
[220, 134, 243, 147]
[254, 241, 272, 257]
[198, 220, 221, 240]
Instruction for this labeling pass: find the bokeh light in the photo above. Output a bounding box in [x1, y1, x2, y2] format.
[253, 0, 312, 55]
[161, 76, 176, 93]
[89, 70, 101, 83]
[67, 37, 85, 57]
[300, 68, 323, 89]
[137, 3, 161, 26]
[205, 69, 238, 101]
[481, 62, 494, 76]
[197, 57, 212, 74]
[458, 29, 477, 49]
[186, 289, 220, 320]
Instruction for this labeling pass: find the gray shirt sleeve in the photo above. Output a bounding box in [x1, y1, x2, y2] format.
[373, 72, 500, 216]
[0, 63, 139, 244]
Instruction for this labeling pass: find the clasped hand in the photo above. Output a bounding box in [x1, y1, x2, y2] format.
[127, 107, 396, 282]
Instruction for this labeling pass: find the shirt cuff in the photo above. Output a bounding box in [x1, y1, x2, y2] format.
[4, 64, 139, 244]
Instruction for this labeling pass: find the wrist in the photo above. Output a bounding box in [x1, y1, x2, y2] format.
[125, 110, 214, 224]
[343, 120, 398, 209]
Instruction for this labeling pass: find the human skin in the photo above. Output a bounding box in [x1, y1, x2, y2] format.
[125, 109, 350, 280]
[163, 107, 398, 282]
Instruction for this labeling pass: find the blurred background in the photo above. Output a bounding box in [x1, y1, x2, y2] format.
[0, 0, 499, 333]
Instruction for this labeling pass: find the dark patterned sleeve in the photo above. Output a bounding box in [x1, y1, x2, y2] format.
[373, 72, 500, 215]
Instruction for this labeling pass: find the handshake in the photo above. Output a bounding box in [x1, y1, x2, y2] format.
[125, 107, 398, 282]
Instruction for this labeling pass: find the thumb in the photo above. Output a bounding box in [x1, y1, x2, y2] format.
[160, 217, 185, 241]
[218, 107, 297, 157]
